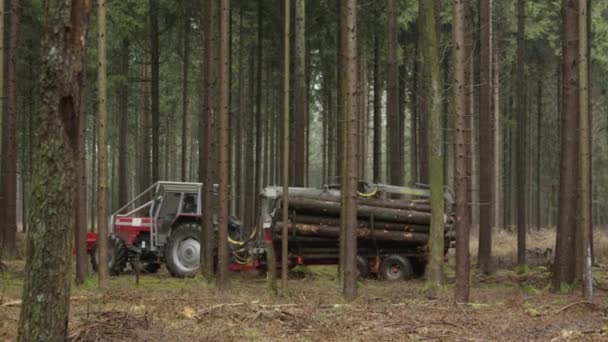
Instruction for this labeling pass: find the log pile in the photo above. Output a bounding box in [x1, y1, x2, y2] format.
[271, 194, 452, 255]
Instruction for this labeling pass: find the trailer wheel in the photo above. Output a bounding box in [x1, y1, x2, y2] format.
[91, 234, 128, 276]
[379, 255, 413, 281]
[356, 255, 370, 279]
[165, 223, 202, 278]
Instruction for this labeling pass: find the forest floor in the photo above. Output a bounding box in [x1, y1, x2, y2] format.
[2, 229, 608, 341]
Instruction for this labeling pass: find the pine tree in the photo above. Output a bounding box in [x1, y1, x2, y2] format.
[17, 1, 92, 339]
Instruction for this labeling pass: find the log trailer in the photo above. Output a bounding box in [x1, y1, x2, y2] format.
[88, 181, 454, 280]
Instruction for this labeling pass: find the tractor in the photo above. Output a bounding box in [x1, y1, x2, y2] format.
[88, 181, 244, 278]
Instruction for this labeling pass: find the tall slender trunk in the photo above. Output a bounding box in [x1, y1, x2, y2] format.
[493, 43, 502, 229]
[202, 0, 218, 280]
[453, 0, 470, 303]
[292, 0, 306, 186]
[536, 78, 542, 230]
[96, 0, 109, 288]
[358, 56, 368, 179]
[578, 0, 592, 301]
[280, 0, 291, 293]
[340, 0, 358, 301]
[0, 0, 4, 173]
[417, 17, 429, 185]
[554, 0, 580, 288]
[141, 64, 150, 194]
[372, 28, 382, 183]
[515, 0, 527, 267]
[236, 6, 244, 219]
[1, 0, 18, 257]
[420, 0, 444, 288]
[150, 0, 160, 183]
[387, 0, 402, 186]
[478, 0, 493, 274]
[216, 0, 231, 290]
[181, 3, 190, 182]
[76, 70, 88, 285]
[254, 0, 264, 226]
[118, 39, 129, 208]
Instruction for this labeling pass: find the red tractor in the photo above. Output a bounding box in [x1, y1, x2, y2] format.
[88, 182, 245, 277]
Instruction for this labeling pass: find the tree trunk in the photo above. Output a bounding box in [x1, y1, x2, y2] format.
[17, 1, 92, 340]
[96, 0, 109, 288]
[201, 0, 218, 280]
[340, 0, 358, 302]
[536, 78, 542, 230]
[553, 0, 579, 288]
[453, 0, 470, 303]
[281, 0, 291, 293]
[420, 0, 444, 288]
[515, 0, 527, 268]
[0, 0, 18, 257]
[216, 0, 230, 291]
[76, 68, 88, 285]
[578, 0, 592, 301]
[387, 0, 402, 187]
[181, 2, 190, 182]
[141, 64, 150, 194]
[478, 0, 493, 274]
[118, 39, 129, 208]
[254, 0, 264, 231]
[0, 0, 4, 174]
[150, 0, 160, 183]
[292, 0, 306, 187]
[372, 26, 382, 183]
[417, 17, 429, 185]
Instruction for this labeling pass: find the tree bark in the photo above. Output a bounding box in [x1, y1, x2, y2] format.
[181, 1, 190, 182]
[17, 1, 92, 340]
[553, 0, 579, 288]
[420, 0, 444, 288]
[201, 0, 218, 280]
[536, 78, 542, 230]
[578, 0, 592, 301]
[76, 66, 88, 285]
[478, 0, 493, 274]
[453, 0, 470, 303]
[515, 0, 527, 268]
[387, 0, 402, 186]
[292, 0, 306, 187]
[96, 0, 110, 288]
[118, 39, 129, 208]
[141, 64, 150, 194]
[150, 0, 160, 183]
[254, 0, 264, 233]
[216, 0, 231, 290]
[281, 0, 291, 293]
[372, 25, 382, 183]
[0, 0, 18, 257]
[0, 0, 4, 174]
[339, 0, 358, 302]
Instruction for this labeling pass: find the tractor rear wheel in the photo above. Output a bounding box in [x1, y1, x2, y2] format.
[91, 234, 128, 276]
[165, 223, 202, 278]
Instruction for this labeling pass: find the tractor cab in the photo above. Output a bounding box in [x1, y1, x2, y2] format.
[89, 182, 205, 277]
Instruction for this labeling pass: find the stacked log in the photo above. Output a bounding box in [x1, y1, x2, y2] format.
[272, 194, 452, 256]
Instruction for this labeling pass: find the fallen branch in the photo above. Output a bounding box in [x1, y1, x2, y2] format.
[554, 301, 596, 315]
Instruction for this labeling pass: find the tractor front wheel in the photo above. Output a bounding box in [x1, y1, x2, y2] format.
[165, 223, 202, 278]
[91, 234, 128, 276]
